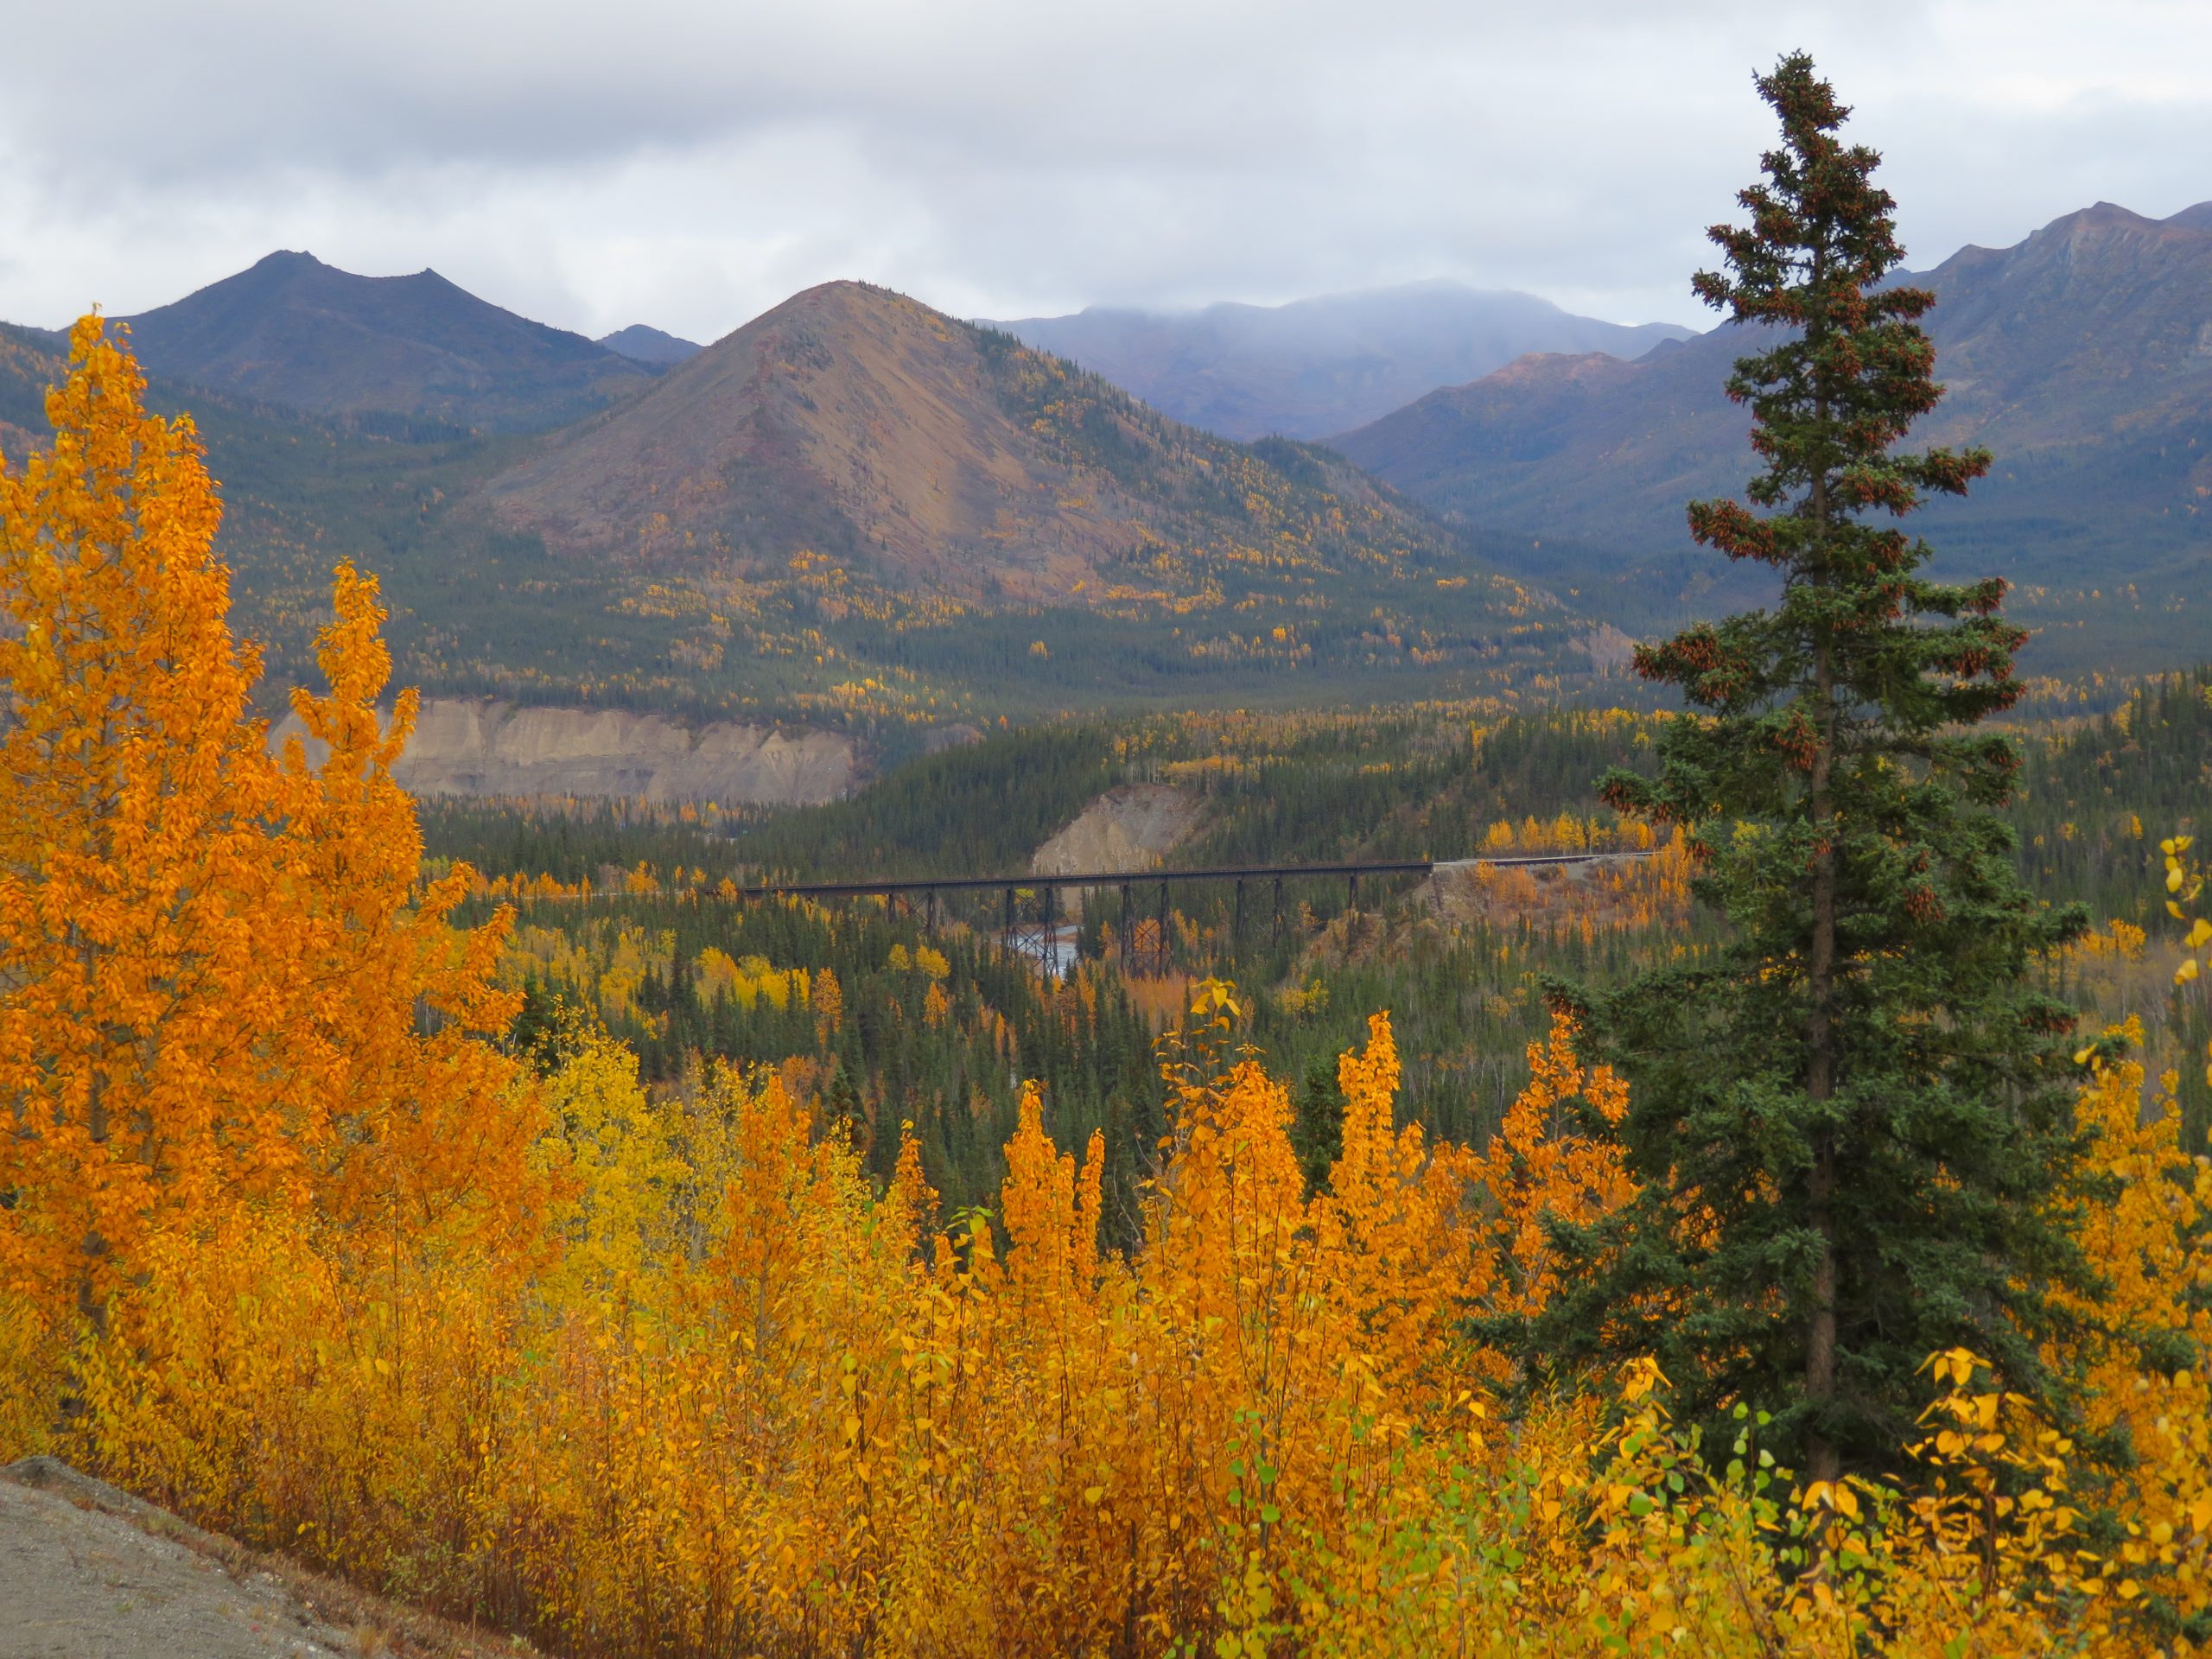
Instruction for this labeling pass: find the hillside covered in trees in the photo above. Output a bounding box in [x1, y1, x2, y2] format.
[10, 52, 2212, 1659]
[0, 276, 1582, 738]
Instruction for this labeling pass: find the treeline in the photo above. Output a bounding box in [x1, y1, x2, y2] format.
[421, 703, 1662, 887]
[2017, 664, 2212, 913]
[481, 862, 1695, 1233]
[424, 679, 2212, 1205]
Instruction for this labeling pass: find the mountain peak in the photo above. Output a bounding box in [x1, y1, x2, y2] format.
[1332, 194, 2212, 678]
[598, 323, 702, 365]
[2032, 200, 2165, 245]
[118, 252, 646, 430]
[477, 283, 1555, 671]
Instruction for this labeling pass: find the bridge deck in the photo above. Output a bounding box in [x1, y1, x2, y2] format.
[729, 850, 1641, 901]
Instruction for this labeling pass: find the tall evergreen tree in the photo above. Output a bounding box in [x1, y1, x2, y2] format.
[1533, 54, 2090, 1483]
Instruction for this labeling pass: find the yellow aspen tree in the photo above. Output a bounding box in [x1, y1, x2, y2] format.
[997, 1084, 1103, 1313]
[275, 563, 534, 1258]
[0, 317, 294, 1321]
[883, 1123, 938, 1259]
[1466, 1008, 1636, 1324]
[813, 963, 844, 1042]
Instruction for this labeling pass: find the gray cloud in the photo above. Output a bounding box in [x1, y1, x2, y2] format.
[3, 0, 2207, 343]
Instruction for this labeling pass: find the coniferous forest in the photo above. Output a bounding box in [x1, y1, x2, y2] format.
[7, 53, 2212, 1659]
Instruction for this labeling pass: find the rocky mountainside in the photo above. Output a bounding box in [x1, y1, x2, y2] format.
[1332, 201, 2212, 660]
[992, 281, 1690, 441]
[118, 251, 652, 431]
[1033, 783, 1205, 877]
[272, 698, 858, 804]
[599, 323, 702, 365]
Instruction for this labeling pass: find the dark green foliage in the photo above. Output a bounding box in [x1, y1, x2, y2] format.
[1534, 55, 2094, 1482]
[510, 978, 563, 1070]
[2014, 666, 2212, 916]
[2012, 668, 2212, 1139]
[733, 727, 1123, 880]
[421, 669, 2202, 1272]
[1293, 1058, 1345, 1192]
[493, 888, 1166, 1239]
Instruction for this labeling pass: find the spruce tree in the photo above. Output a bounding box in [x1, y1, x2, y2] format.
[1534, 54, 2090, 1483]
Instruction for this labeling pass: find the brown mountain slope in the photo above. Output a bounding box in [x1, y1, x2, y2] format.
[3, 289, 1579, 732]
[485, 281, 1135, 600]
[1333, 200, 2212, 652]
[478, 281, 1556, 626]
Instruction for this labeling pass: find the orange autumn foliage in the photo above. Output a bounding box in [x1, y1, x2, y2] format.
[1465, 1007, 1636, 1326]
[35, 977, 2206, 1658]
[0, 317, 296, 1317]
[13, 323, 2212, 1657]
[0, 318, 530, 1337]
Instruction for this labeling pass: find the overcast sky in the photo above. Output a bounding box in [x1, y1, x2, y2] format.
[3, 0, 2207, 344]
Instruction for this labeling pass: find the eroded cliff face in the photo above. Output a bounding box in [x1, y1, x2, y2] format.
[1033, 784, 1204, 876]
[273, 698, 857, 806]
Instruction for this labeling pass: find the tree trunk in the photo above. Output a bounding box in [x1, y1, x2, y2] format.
[1806, 683, 1840, 1484]
[74, 929, 110, 1335]
[1803, 315, 1841, 1486]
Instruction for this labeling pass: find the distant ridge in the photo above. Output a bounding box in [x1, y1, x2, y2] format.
[598, 323, 702, 365]
[119, 251, 650, 431]
[988, 281, 1692, 441]
[1332, 200, 2212, 640]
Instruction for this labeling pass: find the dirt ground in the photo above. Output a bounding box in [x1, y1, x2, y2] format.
[0, 1459, 529, 1659]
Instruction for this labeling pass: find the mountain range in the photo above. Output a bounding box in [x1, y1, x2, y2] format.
[1332, 201, 2212, 654]
[0, 272, 1575, 734]
[5, 197, 2210, 741]
[990, 283, 1690, 441]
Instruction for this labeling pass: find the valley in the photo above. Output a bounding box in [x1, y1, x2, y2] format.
[10, 44, 2212, 1654]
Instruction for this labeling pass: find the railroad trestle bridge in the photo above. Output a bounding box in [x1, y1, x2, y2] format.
[725, 852, 1644, 976]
